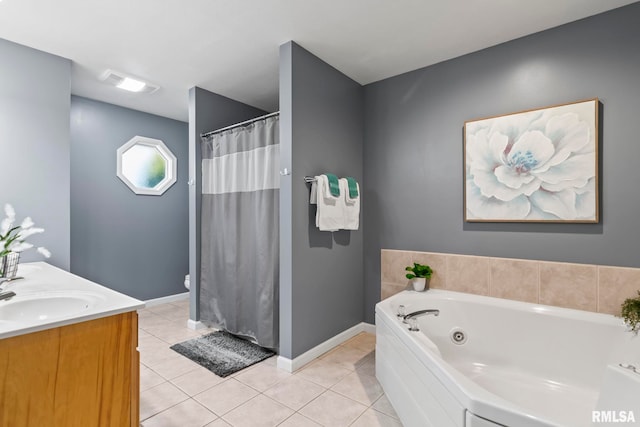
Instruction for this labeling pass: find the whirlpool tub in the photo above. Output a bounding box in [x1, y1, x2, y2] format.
[375, 290, 640, 427]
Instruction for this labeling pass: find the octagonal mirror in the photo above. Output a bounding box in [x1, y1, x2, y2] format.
[117, 136, 177, 195]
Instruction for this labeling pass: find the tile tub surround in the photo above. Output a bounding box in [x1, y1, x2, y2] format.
[138, 300, 401, 427]
[381, 249, 640, 316]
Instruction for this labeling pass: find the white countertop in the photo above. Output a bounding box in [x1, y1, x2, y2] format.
[0, 262, 145, 340]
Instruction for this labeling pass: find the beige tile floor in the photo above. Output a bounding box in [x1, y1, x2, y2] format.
[138, 300, 404, 427]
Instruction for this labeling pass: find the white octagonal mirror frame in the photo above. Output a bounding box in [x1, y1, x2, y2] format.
[116, 136, 177, 195]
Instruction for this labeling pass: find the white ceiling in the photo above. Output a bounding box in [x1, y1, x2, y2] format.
[0, 0, 636, 122]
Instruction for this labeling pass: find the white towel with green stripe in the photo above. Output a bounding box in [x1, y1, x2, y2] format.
[340, 178, 360, 230]
[315, 174, 343, 231]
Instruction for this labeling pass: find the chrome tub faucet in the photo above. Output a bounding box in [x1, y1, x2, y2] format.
[403, 309, 440, 331]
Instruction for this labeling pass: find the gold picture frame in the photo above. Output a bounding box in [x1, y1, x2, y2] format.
[464, 99, 599, 223]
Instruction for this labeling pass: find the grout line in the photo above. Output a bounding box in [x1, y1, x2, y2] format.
[444, 255, 450, 291]
[536, 261, 540, 304]
[140, 302, 385, 427]
[488, 258, 493, 297]
[596, 265, 600, 312]
[139, 386, 190, 422]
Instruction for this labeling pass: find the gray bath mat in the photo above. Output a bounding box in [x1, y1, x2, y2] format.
[170, 330, 275, 377]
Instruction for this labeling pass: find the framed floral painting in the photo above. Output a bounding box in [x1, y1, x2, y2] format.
[464, 99, 599, 222]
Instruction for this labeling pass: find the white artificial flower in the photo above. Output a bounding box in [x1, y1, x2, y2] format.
[20, 216, 34, 229]
[0, 203, 51, 259]
[1, 204, 16, 236]
[9, 241, 34, 253]
[4, 204, 15, 221]
[17, 227, 45, 240]
[0, 218, 12, 236]
[37, 247, 51, 258]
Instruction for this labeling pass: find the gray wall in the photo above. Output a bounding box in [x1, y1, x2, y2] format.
[0, 38, 71, 269]
[70, 96, 188, 300]
[188, 87, 266, 321]
[280, 42, 364, 358]
[363, 3, 640, 322]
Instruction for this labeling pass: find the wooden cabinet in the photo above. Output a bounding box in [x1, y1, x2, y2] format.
[0, 312, 139, 427]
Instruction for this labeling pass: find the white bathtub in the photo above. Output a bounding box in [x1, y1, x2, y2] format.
[375, 290, 640, 427]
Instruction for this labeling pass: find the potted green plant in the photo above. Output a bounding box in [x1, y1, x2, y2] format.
[621, 291, 640, 334]
[405, 263, 433, 292]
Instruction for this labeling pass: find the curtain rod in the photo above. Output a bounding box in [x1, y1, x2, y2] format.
[200, 111, 280, 139]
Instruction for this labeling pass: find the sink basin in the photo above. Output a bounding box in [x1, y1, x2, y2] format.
[0, 319, 18, 326]
[0, 293, 104, 322]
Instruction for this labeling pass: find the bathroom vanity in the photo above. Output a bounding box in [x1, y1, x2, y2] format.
[0, 262, 144, 427]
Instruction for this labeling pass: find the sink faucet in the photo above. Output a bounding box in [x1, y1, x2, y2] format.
[0, 290, 16, 301]
[0, 276, 23, 290]
[403, 309, 439, 331]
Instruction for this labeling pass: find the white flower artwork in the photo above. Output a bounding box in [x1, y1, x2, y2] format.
[464, 99, 599, 222]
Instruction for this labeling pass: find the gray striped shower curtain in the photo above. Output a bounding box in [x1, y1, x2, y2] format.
[200, 115, 279, 349]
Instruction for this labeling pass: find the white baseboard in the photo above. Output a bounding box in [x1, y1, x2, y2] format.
[277, 322, 376, 372]
[187, 319, 207, 330]
[144, 292, 189, 307]
[361, 322, 376, 335]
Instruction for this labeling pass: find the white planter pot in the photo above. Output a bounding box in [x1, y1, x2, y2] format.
[412, 277, 427, 292]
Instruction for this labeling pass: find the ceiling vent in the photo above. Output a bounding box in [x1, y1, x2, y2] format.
[99, 69, 159, 94]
